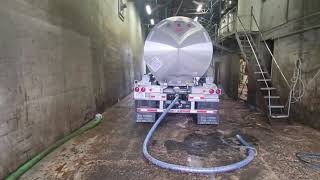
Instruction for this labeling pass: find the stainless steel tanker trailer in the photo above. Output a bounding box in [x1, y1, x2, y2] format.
[134, 16, 221, 124]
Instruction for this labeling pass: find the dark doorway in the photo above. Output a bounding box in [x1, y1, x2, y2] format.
[214, 62, 220, 84]
[265, 39, 274, 74]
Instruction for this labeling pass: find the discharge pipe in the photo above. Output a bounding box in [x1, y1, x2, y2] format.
[143, 94, 256, 174]
[5, 114, 103, 180]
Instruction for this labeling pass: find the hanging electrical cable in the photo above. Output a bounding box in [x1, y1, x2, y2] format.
[296, 152, 320, 171]
[290, 58, 305, 103]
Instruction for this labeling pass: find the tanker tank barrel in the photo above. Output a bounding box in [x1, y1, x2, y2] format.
[143, 16, 213, 86]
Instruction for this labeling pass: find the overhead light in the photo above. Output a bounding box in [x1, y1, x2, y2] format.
[150, 18, 155, 25]
[146, 5, 152, 15]
[194, 16, 198, 21]
[196, 4, 203, 12]
[229, 1, 232, 5]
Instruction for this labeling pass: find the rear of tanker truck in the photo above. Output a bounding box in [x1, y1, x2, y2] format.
[133, 16, 221, 124]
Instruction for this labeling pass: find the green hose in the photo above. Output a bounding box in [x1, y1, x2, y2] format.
[5, 114, 103, 180]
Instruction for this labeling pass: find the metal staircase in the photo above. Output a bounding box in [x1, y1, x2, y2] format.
[234, 14, 292, 119]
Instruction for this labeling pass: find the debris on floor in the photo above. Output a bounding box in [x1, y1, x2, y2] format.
[21, 95, 320, 180]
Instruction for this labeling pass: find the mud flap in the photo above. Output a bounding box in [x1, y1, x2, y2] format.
[136, 113, 156, 123]
[196, 102, 219, 124]
[197, 113, 219, 124]
[135, 100, 157, 123]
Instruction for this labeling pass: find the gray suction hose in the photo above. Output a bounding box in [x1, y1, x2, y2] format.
[143, 94, 256, 174]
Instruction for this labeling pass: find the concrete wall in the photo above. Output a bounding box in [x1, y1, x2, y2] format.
[237, 0, 262, 31]
[272, 29, 320, 129]
[260, 0, 288, 30]
[261, 0, 320, 38]
[214, 54, 239, 99]
[0, 0, 144, 178]
[260, 0, 320, 129]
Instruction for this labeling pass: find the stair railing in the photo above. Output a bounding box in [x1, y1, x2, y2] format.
[251, 13, 292, 117]
[216, 7, 294, 118]
[235, 16, 273, 117]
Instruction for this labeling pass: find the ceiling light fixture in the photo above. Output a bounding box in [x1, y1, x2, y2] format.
[196, 4, 203, 12]
[146, 5, 152, 15]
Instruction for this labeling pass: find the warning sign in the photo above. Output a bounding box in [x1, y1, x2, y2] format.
[148, 56, 162, 72]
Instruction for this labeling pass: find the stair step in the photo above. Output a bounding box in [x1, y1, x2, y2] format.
[264, 96, 280, 99]
[260, 87, 276, 90]
[271, 114, 289, 119]
[269, 105, 285, 108]
[254, 71, 268, 74]
[257, 79, 271, 82]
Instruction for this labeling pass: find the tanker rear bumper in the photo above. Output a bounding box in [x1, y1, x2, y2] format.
[135, 103, 220, 125]
[136, 108, 218, 114]
[133, 84, 221, 124]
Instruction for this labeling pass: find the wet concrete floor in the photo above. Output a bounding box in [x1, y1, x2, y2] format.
[22, 94, 320, 180]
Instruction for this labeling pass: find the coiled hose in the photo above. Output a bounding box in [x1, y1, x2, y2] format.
[143, 94, 256, 174]
[296, 152, 320, 171]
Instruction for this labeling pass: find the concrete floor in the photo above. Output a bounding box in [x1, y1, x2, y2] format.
[22, 95, 320, 180]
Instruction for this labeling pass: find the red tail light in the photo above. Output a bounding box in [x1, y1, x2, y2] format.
[134, 87, 140, 92]
[141, 87, 146, 92]
[209, 89, 214, 94]
[216, 89, 221, 95]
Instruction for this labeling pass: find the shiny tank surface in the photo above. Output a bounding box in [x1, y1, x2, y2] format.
[144, 16, 213, 86]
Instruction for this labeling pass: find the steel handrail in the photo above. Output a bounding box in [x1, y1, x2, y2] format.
[218, 7, 238, 37]
[251, 14, 291, 89]
[216, 8, 291, 118]
[236, 16, 272, 116]
[251, 13, 292, 117]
